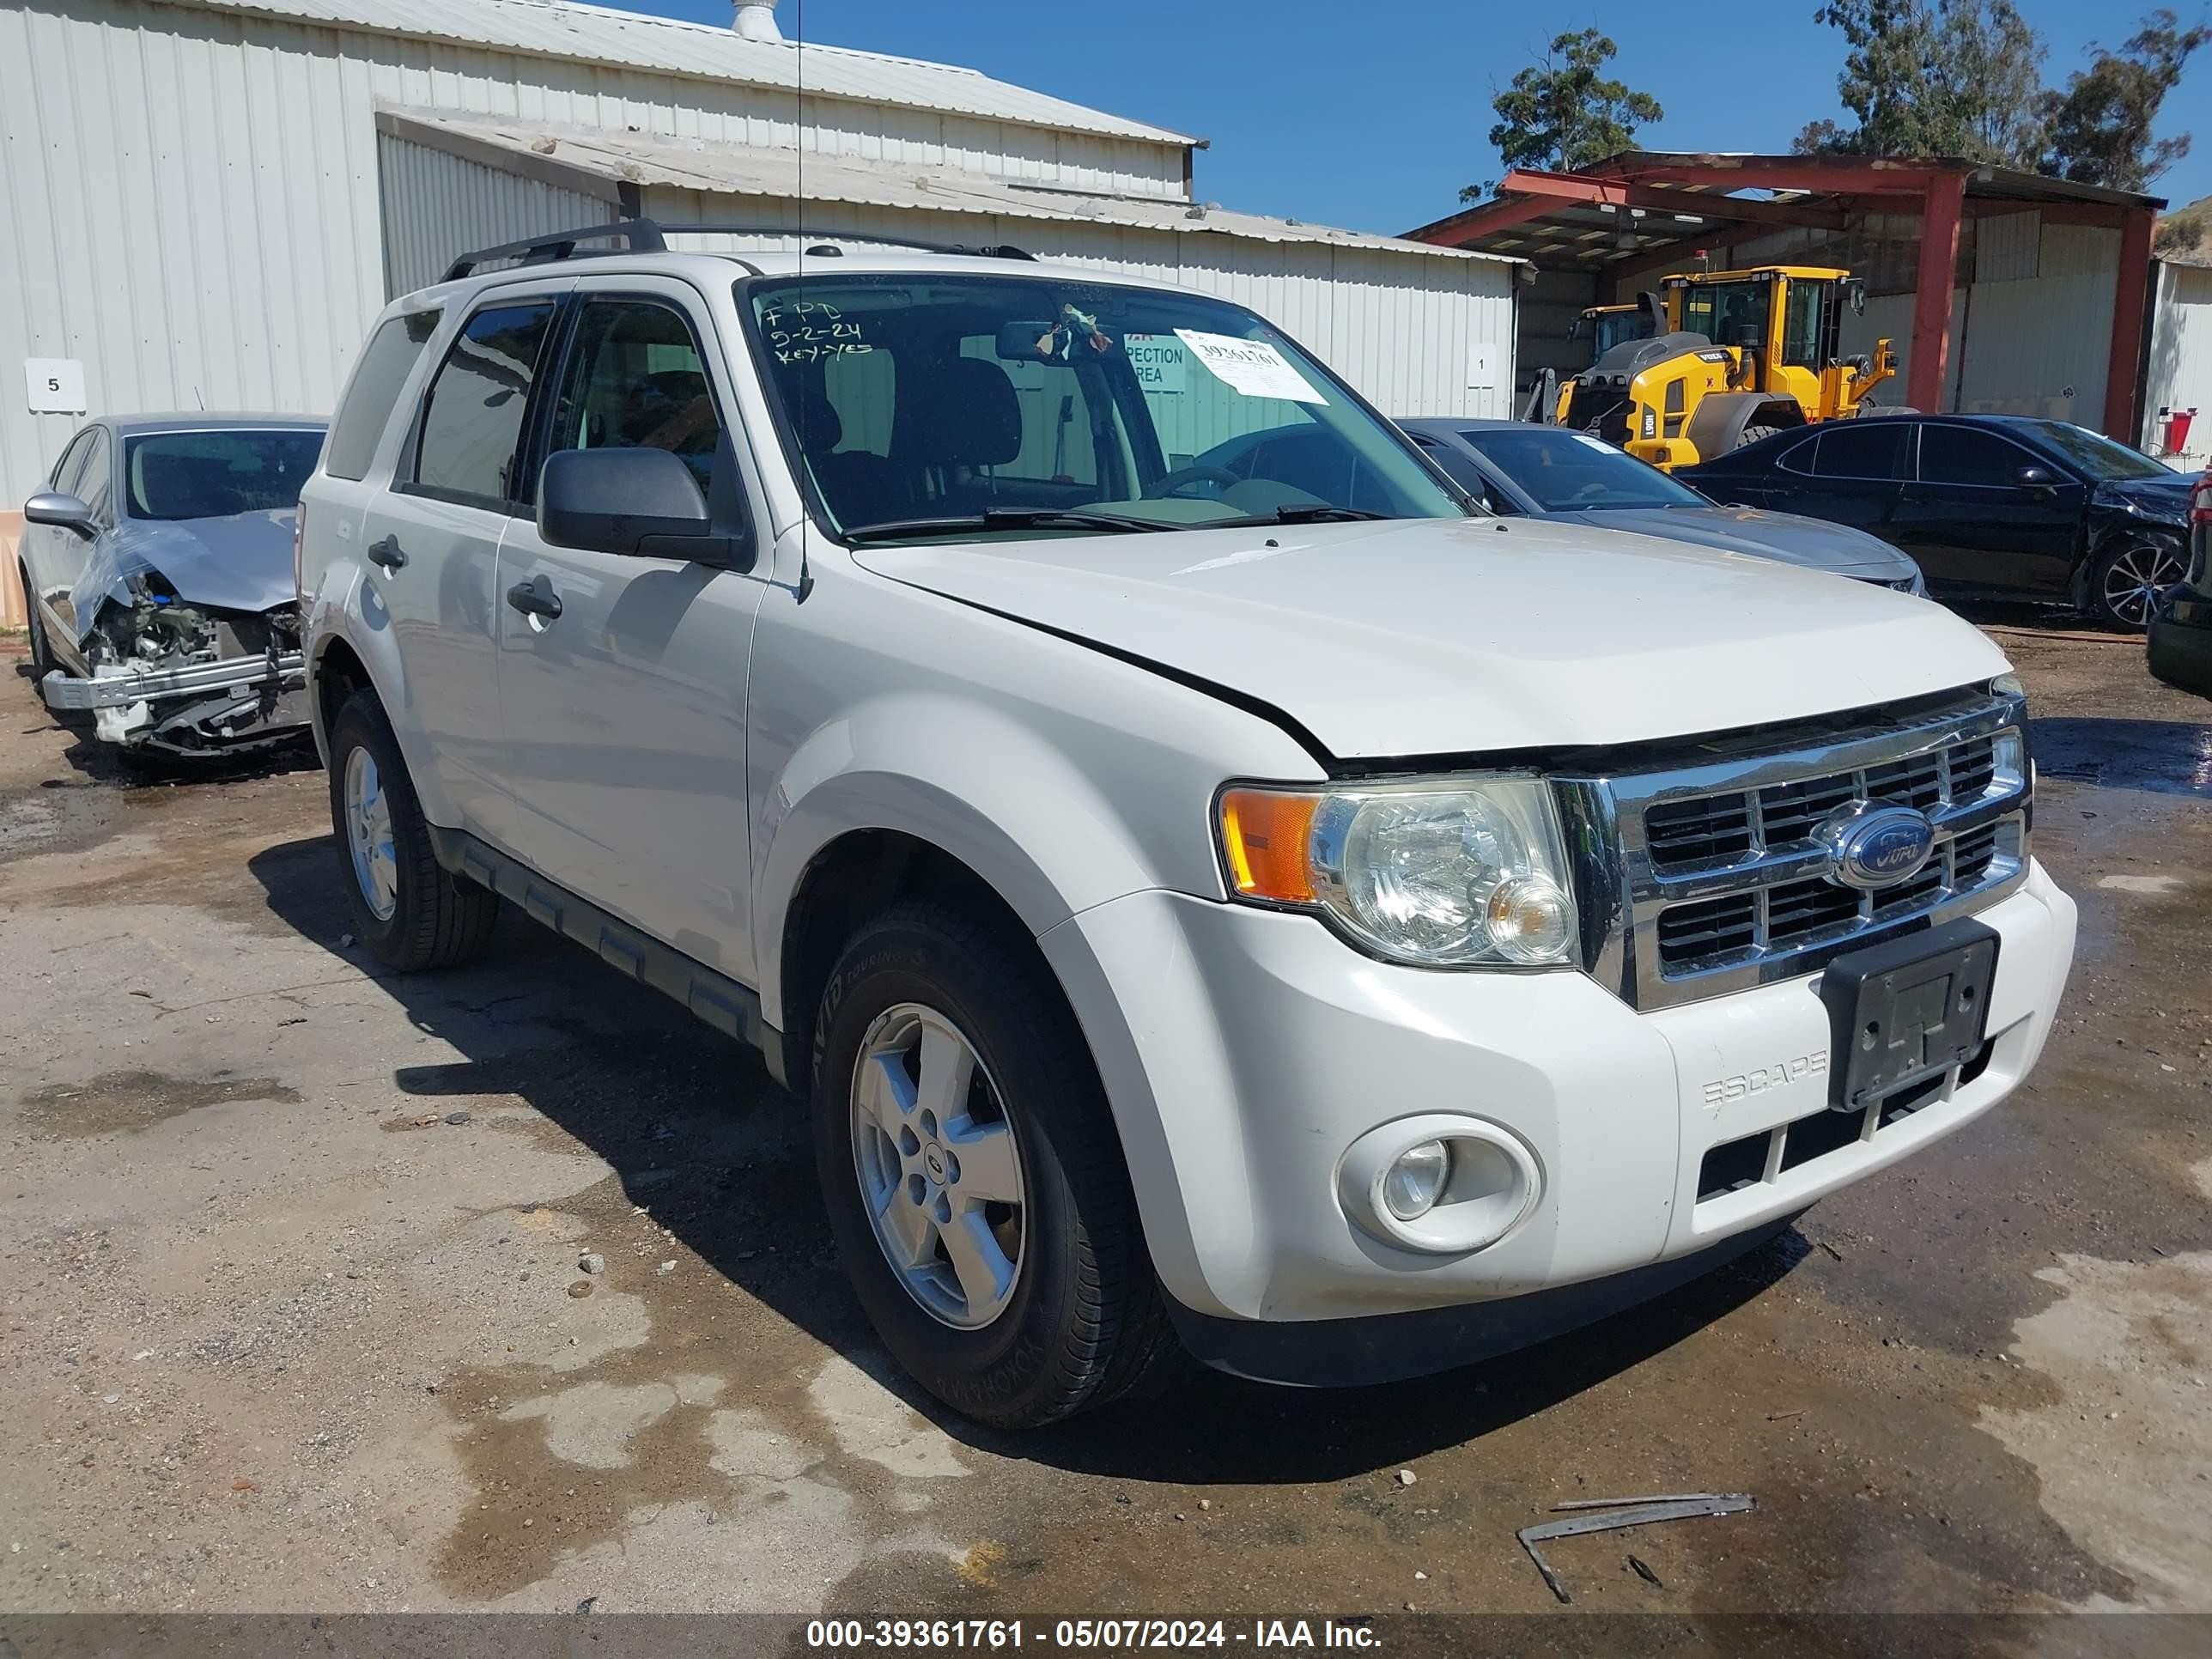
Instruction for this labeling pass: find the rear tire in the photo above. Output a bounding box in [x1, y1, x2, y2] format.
[1737, 423, 1783, 447]
[325, 690, 498, 970]
[811, 898, 1179, 1427]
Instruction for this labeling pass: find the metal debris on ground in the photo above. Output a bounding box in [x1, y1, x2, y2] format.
[1516, 1492, 1754, 1605]
[1628, 1555, 1664, 1588]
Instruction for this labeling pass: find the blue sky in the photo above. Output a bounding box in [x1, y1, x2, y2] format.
[636, 2, 2211, 232]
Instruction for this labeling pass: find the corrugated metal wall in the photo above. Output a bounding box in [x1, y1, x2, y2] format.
[640, 189, 1521, 424]
[377, 133, 617, 297]
[2143, 261, 2212, 469]
[0, 0, 1189, 503]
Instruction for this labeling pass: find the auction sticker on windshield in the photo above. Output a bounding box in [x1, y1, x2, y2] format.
[1173, 330, 1327, 404]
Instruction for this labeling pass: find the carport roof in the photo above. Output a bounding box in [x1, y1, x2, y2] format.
[376, 108, 1520, 262]
[1408, 151, 2167, 270]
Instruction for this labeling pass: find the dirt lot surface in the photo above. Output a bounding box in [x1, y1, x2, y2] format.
[1, 615, 2208, 1633]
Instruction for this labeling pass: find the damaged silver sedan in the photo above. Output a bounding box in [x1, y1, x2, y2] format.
[17, 416, 325, 759]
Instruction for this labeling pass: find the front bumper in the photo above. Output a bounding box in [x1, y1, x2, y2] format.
[1042, 862, 2075, 1356]
[40, 651, 309, 750]
[2148, 585, 2212, 696]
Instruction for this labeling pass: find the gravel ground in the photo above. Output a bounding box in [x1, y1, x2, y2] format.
[0, 612, 2207, 1630]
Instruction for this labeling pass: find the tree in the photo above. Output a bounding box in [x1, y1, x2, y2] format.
[1460, 30, 1662, 203]
[2040, 11, 2210, 191]
[1793, 0, 2049, 166]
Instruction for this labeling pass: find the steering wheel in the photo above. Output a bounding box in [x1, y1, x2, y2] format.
[1145, 465, 1243, 501]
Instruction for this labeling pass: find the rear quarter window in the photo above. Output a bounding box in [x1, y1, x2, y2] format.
[325, 311, 441, 482]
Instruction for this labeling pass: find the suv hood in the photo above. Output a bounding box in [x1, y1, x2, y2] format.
[854, 516, 2007, 759]
[1547, 504, 1917, 580]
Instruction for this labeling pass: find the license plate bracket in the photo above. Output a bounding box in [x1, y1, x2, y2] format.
[1819, 919, 1999, 1112]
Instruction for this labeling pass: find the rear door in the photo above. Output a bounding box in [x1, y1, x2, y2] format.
[1697, 434, 1815, 512]
[1794, 419, 1911, 538]
[1896, 422, 2084, 595]
[493, 276, 770, 983]
[356, 285, 568, 847]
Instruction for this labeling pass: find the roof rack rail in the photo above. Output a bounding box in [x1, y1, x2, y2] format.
[441, 218, 1038, 283]
[664, 223, 1037, 262]
[441, 219, 667, 283]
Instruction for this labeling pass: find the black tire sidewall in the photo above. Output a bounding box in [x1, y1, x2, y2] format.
[19, 562, 52, 678]
[811, 913, 1101, 1424]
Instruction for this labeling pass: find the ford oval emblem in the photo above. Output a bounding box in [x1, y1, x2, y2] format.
[1820, 803, 1936, 890]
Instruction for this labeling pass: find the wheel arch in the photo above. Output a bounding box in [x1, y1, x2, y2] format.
[1685, 391, 1806, 460]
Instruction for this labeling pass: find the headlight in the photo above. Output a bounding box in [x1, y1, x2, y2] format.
[1216, 777, 1580, 968]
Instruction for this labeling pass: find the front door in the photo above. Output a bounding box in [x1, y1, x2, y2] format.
[23, 428, 106, 659]
[494, 277, 769, 985]
[1894, 422, 2084, 595]
[358, 288, 567, 847]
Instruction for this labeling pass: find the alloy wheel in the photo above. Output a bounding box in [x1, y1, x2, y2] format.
[343, 745, 399, 922]
[848, 1003, 1026, 1329]
[2101, 540, 2186, 628]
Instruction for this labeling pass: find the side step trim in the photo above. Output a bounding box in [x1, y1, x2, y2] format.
[428, 824, 792, 1087]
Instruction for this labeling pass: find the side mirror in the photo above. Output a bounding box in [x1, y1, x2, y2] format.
[2017, 465, 2057, 493]
[537, 448, 750, 567]
[23, 491, 97, 538]
[1845, 278, 1868, 317]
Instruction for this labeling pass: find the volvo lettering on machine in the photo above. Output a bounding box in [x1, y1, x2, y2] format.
[295, 222, 2078, 1427]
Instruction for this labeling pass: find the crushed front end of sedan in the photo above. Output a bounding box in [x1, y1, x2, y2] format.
[24, 420, 323, 759]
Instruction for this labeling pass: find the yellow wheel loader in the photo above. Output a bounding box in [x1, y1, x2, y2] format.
[1552, 266, 1899, 471]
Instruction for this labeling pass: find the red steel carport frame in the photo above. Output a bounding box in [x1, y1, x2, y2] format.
[1411, 154, 2162, 438]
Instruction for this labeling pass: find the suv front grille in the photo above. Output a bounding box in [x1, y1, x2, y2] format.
[1566, 692, 2031, 1010]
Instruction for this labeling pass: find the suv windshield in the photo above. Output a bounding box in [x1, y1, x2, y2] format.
[1460, 427, 1706, 512]
[744, 274, 1463, 542]
[125, 428, 325, 522]
[2022, 421, 2171, 483]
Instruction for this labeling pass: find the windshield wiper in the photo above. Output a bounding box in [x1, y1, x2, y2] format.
[1212, 504, 1393, 528]
[839, 508, 1167, 544]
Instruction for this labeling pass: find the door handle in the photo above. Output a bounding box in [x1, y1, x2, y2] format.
[367, 536, 407, 572]
[506, 577, 563, 622]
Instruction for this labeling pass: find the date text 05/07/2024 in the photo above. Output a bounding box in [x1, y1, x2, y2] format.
[805, 1620, 1382, 1650]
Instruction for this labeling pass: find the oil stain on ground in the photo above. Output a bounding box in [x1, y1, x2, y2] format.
[19, 1069, 302, 1139]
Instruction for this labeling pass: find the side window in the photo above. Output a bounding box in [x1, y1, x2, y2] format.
[1811, 422, 1909, 481]
[1774, 434, 1820, 476]
[412, 300, 556, 506]
[1412, 437, 1500, 510]
[76, 429, 114, 523]
[547, 298, 723, 497]
[1781, 283, 1824, 370]
[1918, 424, 2029, 487]
[327, 310, 441, 482]
[48, 431, 95, 495]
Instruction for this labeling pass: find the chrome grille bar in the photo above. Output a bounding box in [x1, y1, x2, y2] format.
[1559, 690, 2033, 1011]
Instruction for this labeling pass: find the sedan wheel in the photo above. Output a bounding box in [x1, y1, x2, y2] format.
[2092, 538, 2186, 632]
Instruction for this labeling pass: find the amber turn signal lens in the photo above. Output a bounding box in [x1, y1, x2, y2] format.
[1218, 788, 1319, 904]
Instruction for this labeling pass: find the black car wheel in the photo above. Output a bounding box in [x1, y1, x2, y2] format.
[811, 899, 1179, 1427]
[17, 561, 53, 682]
[325, 690, 500, 970]
[2087, 535, 2187, 633]
[1738, 424, 1783, 447]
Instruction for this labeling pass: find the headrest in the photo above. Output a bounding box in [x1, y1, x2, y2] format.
[900, 356, 1022, 468]
[796, 387, 844, 452]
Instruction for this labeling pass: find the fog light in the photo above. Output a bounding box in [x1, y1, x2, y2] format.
[1486, 873, 1575, 964]
[1383, 1139, 1450, 1220]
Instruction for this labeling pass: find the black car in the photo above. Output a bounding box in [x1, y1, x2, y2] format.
[1679, 414, 2194, 631]
[2147, 465, 2212, 696]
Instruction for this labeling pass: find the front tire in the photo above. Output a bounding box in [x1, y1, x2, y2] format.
[811, 899, 1176, 1427]
[1737, 423, 1783, 447]
[2087, 535, 2185, 633]
[325, 690, 498, 970]
[18, 561, 54, 684]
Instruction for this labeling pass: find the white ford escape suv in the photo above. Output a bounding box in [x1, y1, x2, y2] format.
[297, 223, 2077, 1426]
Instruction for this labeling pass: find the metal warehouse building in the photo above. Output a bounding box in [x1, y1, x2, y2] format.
[0, 0, 1519, 622]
